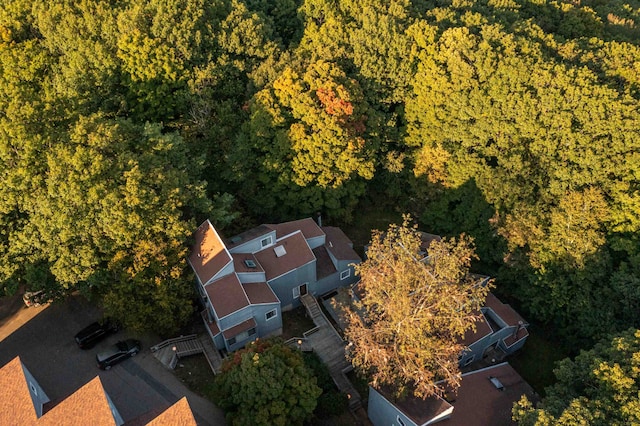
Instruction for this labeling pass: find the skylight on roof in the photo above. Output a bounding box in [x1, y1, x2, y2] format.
[244, 259, 257, 268]
[274, 245, 287, 257]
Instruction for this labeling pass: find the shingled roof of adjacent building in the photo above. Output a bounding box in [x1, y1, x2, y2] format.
[323, 227, 361, 261]
[0, 357, 40, 425]
[442, 363, 536, 426]
[265, 218, 324, 240]
[40, 377, 116, 426]
[205, 274, 250, 319]
[484, 293, 527, 327]
[242, 282, 279, 305]
[189, 220, 232, 285]
[254, 231, 316, 281]
[145, 398, 197, 426]
[376, 385, 454, 426]
[459, 311, 493, 347]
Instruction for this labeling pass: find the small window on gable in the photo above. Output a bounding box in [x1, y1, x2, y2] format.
[463, 355, 475, 366]
[30, 382, 37, 396]
[261, 236, 272, 248]
[340, 269, 351, 280]
[396, 416, 406, 426]
[266, 309, 277, 320]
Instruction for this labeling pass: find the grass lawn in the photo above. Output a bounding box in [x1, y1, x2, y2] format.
[508, 325, 569, 396]
[173, 355, 216, 400]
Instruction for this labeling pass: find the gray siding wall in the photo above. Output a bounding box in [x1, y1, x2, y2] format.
[105, 392, 124, 426]
[460, 330, 504, 367]
[213, 333, 225, 351]
[236, 271, 267, 283]
[22, 365, 50, 418]
[226, 333, 258, 352]
[306, 235, 326, 249]
[228, 231, 277, 254]
[251, 303, 282, 337]
[368, 386, 418, 426]
[268, 262, 316, 310]
[207, 261, 234, 285]
[498, 327, 528, 353]
[217, 306, 253, 331]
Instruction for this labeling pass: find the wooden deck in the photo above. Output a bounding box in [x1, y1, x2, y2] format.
[300, 294, 362, 411]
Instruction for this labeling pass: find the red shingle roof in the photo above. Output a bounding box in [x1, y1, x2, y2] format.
[266, 218, 324, 240]
[242, 282, 279, 305]
[0, 357, 40, 425]
[376, 385, 453, 425]
[459, 312, 493, 346]
[485, 293, 527, 327]
[189, 220, 232, 285]
[222, 318, 257, 339]
[206, 274, 250, 319]
[254, 232, 316, 281]
[323, 227, 361, 261]
[40, 377, 116, 426]
[232, 253, 264, 274]
[442, 363, 536, 426]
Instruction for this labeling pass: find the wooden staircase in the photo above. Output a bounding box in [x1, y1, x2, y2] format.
[151, 335, 204, 369]
[300, 293, 363, 412]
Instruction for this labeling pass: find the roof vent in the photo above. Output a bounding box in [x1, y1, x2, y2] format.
[244, 259, 257, 268]
[274, 245, 287, 258]
[489, 376, 504, 391]
[230, 236, 242, 244]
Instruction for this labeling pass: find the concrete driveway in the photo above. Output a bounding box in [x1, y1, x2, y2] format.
[0, 292, 226, 425]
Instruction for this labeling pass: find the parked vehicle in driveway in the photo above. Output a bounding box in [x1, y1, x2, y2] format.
[22, 290, 52, 308]
[96, 339, 141, 370]
[74, 318, 120, 349]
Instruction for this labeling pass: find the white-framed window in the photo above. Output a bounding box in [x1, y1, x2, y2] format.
[463, 355, 475, 366]
[340, 269, 351, 280]
[266, 309, 277, 320]
[261, 236, 272, 247]
[293, 286, 300, 299]
[396, 416, 406, 426]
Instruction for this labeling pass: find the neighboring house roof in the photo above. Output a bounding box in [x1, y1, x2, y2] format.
[1, 358, 198, 425]
[375, 385, 454, 426]
[189, 220, 232, 285]
[145, 398, 197, 426]
[254, 231, 316, 281]
[242, 282, 279, 305]
[224, 225, 272, 251]
[0, 357, 40, 425]
[222, 318, 257, 340]
[313, 245, 338, 280]
[441, 362, 537, 426]
[419, 232, 442, 254]
[323, 226, 361, 261]
[40, 377, 116, 426]
[232, 253, 265, 274]
[484, 293, 528, 327]
[459, 311, 493, 347]
[206, 274, 250, 319]
[266, 218, 324, 240]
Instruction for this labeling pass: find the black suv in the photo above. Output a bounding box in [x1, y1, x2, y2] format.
[74, 318, 120, 349]
[96, 339, 141, 370]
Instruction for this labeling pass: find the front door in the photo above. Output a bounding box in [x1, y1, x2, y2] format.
[299, 283, 308, 296]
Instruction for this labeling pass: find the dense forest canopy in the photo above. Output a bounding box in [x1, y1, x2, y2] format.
[1, 0, 639, 345]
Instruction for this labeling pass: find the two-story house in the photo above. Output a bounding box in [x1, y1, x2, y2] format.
[188, 218, 361, 354]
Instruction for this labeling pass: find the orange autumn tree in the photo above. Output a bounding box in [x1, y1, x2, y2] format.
[343, 216, 492, 398]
